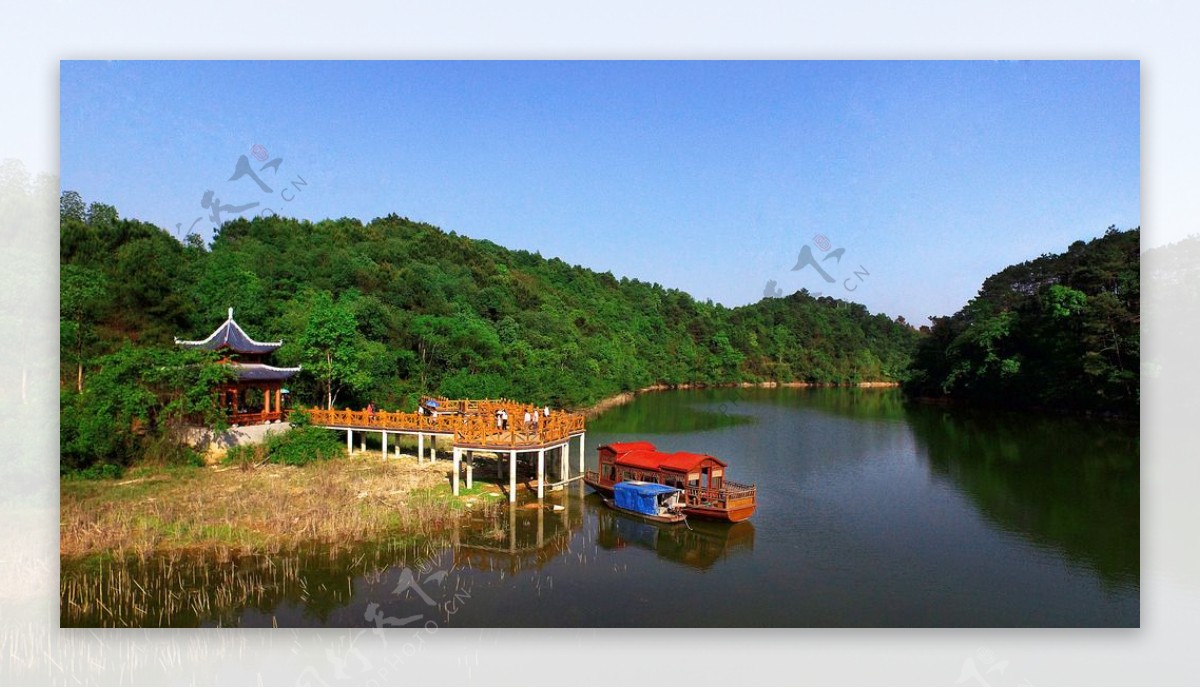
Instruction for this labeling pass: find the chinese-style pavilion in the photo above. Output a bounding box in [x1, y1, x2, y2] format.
[175, 308, 301, 425]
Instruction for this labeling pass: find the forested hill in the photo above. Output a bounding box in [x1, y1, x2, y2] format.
[60, 194, 918, 410]
[903, 227, 1139, 415]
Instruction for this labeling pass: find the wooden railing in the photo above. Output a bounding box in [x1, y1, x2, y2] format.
[685, 481, 756, 507]
[228, 410, 286, 425]
[303, 401, 585, 449]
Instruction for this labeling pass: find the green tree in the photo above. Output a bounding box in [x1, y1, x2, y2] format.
[60, 344, 234, 471]
[60, 264, 108, 392]
[299, 291, 376, 408]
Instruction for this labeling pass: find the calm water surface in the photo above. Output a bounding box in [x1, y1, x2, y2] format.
[63, 388, 1139, 627]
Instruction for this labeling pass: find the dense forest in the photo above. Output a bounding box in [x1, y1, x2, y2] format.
[903, 227, 1139, 415]
[59, 193, 919, 470]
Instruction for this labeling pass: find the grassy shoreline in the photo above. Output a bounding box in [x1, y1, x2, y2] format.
[60, 453, 499, 564]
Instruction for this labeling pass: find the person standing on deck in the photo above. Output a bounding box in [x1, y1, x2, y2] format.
[524, 410, 532, 430]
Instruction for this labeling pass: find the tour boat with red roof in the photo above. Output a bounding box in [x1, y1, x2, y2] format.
[584, 441, 757, 522]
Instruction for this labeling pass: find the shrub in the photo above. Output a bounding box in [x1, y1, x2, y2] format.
[263, 426, 345, 466]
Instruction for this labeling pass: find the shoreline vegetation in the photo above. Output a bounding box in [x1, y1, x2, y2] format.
[60, 453, 497, 565]
[578, 379, 900, 418]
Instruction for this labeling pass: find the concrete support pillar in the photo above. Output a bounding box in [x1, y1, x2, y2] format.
[559, 443, 567, 484]
[466, 462, 473, 490]
[381, 432, 388, 460]
[347, 429, 352, 454]
[360, 433, 365, 453]
[452, 447, 461, 496]
[537, 504, 544, 549]
[395, 439, 401, 458]
[509, 450, 517, 503]
[578, 432, 586, 476]
[537, 449, 545, 500]
[429, 439, 436, 463]
[418, 433, 424, 465]
[509, 501, 517, 553]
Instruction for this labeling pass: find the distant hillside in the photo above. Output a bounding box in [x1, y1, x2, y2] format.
[903, 227, 1139, 415]
[60, 194, 919, 411]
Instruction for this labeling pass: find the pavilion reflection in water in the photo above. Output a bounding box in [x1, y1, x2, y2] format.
[450, 482, 588, 574]
[447, 482, 755, 575]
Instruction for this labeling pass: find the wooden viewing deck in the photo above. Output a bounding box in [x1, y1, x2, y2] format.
[304, 399, 587, 503]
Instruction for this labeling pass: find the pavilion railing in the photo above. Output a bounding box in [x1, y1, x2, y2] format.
[303, 401, 585, 449]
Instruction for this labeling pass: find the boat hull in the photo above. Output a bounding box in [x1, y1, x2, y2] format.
[601, 498, 687, 525]
[583, 475, 614, 496]
[683, 503, 757, 523]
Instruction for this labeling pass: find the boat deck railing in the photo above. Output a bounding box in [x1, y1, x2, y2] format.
[685, 481, 757, 507]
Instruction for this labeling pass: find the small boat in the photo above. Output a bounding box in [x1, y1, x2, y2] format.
[584, 441, 757, 522]
[601, 481, 688, 524]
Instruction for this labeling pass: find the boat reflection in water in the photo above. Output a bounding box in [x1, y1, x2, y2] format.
[593, 494, 755, 571]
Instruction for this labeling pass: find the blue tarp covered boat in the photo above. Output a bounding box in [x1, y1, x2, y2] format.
[604, 481, 687, 524]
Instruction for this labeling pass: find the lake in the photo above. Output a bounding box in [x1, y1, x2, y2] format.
[61, 387, 1139, 627]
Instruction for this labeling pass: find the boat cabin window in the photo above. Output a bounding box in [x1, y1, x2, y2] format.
[620, 471, 634, 481]
[605, 465, 616, 481]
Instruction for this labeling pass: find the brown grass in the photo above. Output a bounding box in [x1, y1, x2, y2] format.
[60, 454, 500, 562]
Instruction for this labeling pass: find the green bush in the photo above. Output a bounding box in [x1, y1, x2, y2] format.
[263, 426, 345, 466]
[62, 463, 124, 481]
[286, 407, 311, 427]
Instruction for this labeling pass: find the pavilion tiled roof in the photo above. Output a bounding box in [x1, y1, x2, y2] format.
[231, 363, 302, 382]
[175, 308, 284, 355]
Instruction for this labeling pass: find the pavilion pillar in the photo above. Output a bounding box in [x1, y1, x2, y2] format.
[452, 448, 461, 496]
[264, 386, 271, 416]
[418, 433, 424, 465]
[509, 450, 517, 503]
[381, 431, 388, 460]
[275, 388, 282, 419]
[537, 449, 545, 500]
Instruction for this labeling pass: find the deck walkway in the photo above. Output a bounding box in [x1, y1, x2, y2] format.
[304, 399, 586, 502]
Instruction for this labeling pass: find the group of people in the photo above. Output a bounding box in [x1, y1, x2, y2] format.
[494, 405, 552, 432]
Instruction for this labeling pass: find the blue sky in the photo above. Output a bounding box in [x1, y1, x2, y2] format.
[60, 60, 1139, 324]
